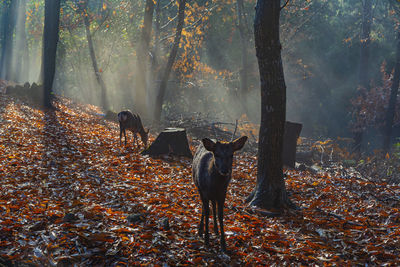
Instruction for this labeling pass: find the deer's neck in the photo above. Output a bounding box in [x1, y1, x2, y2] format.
[138, 126, 145, 136]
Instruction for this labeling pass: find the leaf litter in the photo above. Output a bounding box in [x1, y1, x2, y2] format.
[0, 94, 399, 265]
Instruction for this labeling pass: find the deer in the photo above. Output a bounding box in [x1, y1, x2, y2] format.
[192, 136, 248, 252]
[118, 110, 149, 148]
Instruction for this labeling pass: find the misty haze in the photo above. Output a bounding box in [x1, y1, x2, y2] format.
[0, 0, 399, 265]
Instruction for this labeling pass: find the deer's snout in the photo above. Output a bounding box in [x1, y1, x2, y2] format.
[219, 170, 231, 176]
[215, 160, 232, 176]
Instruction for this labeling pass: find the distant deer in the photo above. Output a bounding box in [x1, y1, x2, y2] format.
[118, 110, 149, 148]
[192, 136, 248, 252]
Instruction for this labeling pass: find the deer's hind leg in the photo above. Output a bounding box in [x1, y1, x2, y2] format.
[198, 192, 206, 238]
[203, 198, 210, 246]
[119, 126, 123, 146]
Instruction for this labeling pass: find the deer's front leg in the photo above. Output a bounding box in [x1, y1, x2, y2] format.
[119, 127, 123, 146]
[212, 200, 218, 235]
[218, 199, 226, 252]
[123, 129, 127, 146]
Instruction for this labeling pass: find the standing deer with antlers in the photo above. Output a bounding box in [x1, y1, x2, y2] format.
[192, 136, 247, 252]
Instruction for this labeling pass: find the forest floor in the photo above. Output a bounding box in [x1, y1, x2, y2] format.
[0, 93, 399, 266]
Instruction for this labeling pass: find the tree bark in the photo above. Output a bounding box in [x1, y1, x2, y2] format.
[353, 0, 373, 153]
[0, 0, 17, 81]
[43, 0, 61, 108]
[15, 0, 29, 83]
[245, 0, 294, 211]
[383, 31, 400, 152]
[141, 128, 192, 158]
[135, 0, 154, 116]
[151, 0, 161, 78]
[83, 7, 108, 110]
[358, 0, 372, 90]
[154, 0, 187, 123]
[0, 1, 10, 79]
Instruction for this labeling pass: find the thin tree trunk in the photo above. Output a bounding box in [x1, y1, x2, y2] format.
[148, 0, 161, 117]
[43, 0, 61, 108]
[135, 0, 155, 116]
[5, 0, 16, 81]
[151, 0, 161, 77]
[359, 0, 372, 89]
[353, 0, 373, 153]
[15, 0, 28, 82]
[237, 0, 248, 96]
[83, 10, 108, 110]
[383, 31, 400, 152]
[38, 33, 44, 83]
[154, 0, 186, 123]
[245, 0, 294, 211]
[0, 1, 11, 79]
[0, 0, 16, 81]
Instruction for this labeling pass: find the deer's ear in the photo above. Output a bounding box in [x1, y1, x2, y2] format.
[232, 136, 248, 151]
[202, 138, 216, 152]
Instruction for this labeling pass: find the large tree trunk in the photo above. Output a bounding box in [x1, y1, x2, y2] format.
[353, 0, 373, 153]
[383, 31, 400, 152]
[245, 0, 294, 211]
[135, 0, 154, 116]
[237, 0, 249, 96]
[154, 0, 187, 123]
[43, 0, 61, 108]
[83, 7, 108, 110]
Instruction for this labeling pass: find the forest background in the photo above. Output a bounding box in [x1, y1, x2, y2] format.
[1, 0, 400, 148]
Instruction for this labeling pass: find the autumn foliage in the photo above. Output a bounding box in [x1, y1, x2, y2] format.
[0, 94, 399, 265]
[350, 62, 400, 133]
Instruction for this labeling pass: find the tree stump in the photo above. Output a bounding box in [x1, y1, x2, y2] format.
[141, 128, 192, 158]
[283, 121, 302, 168]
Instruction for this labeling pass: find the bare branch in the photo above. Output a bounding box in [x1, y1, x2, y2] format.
[280, 0, 290, 11]
[231, 119, 238, 141]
